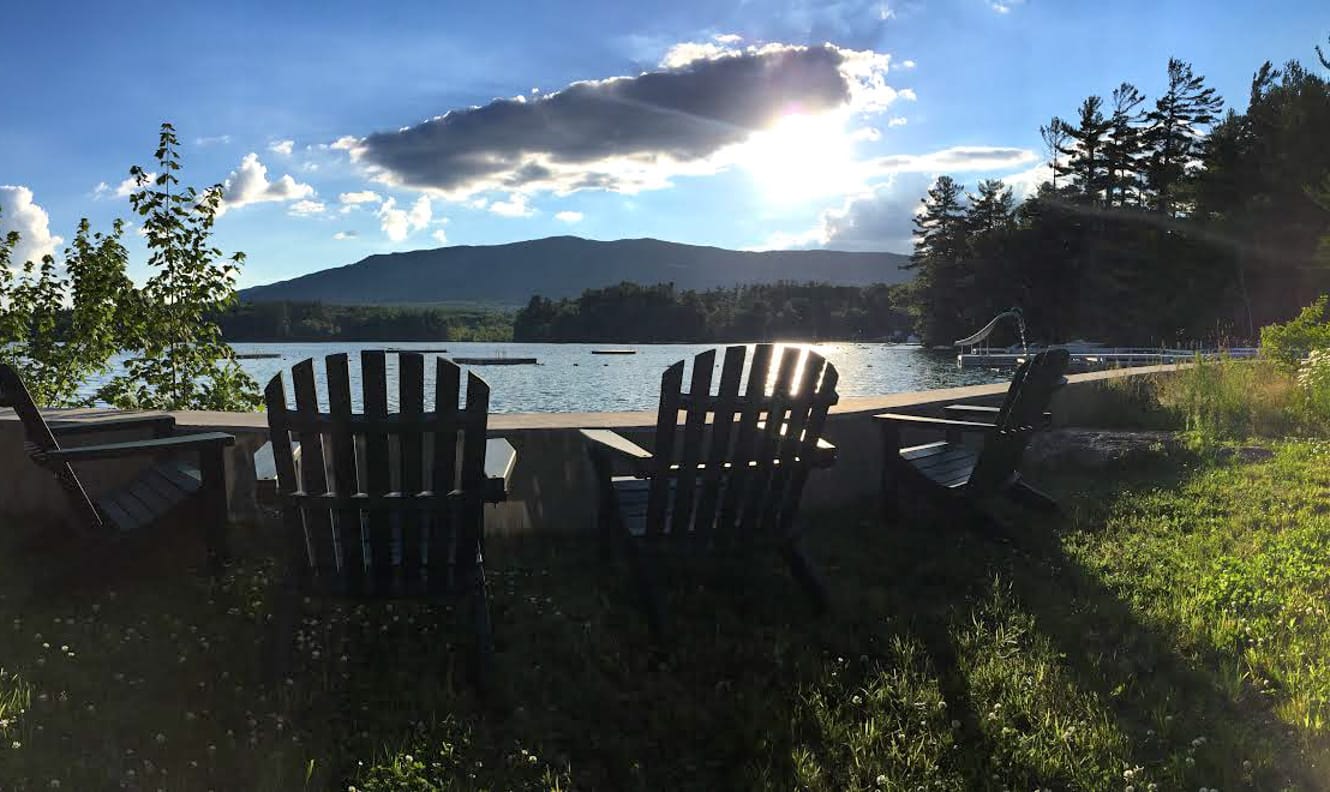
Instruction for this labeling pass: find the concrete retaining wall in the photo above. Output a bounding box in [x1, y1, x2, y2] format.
[0, 363, 1181, 535]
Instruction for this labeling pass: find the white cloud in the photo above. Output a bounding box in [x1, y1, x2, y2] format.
[900, 59, 917, 69]
[852, 127, 882, 142]
[431, 229, 449, 244]
[898, 88, 918, 101]
[660, 41, 735, 68]
[554, 210, 584, 223]
[333, 230, 357, 240]
[1001, 163, 1053, 200]
[489, 194, 534, 218]
[0, 186, 63, 266]
[879, 3, 895, 19]
[760, 145, 1040, 252]
[990, 0, 1024, 11]
[195, 134, 231, 146]
[713, 33, 743, 44]
[887, 117, 909, 127]
[338, 190, 382, 205]
[219, 153, 315, 215]
[288, 199, 326, 217]
[100, 173, 154, 198]
[377, 195, 432, 241]
[268, 139, 295, 156]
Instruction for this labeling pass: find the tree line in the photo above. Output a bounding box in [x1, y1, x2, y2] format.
[512, 281, 913, 343]
[217, 301, 513, 342]
[906, 44, 1330, 347]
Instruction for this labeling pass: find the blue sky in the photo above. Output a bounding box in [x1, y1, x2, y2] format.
[1, 0, 1326, 288]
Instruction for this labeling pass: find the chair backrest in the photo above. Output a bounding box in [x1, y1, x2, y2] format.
[263, 351, 490, 597]
[969, 349, 1070, 491]
[0, 363, 102, 529]
[643, 343, 838, 543]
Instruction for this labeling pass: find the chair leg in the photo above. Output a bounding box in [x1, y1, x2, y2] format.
[468, 570, 496, 694]
[198, 445, 230, 577]
[784, 540, 830, 615]
[265, 581, 299, 684]
[1005, 476, 1058, 513]
[623, 541, 667, 644]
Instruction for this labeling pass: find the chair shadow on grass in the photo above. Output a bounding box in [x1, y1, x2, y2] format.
[882, 447, 1322, 791]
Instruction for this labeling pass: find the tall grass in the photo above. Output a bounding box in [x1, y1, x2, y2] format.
[1156, 357, 1308, 443]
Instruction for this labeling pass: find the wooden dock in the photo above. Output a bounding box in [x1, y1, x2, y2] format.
[957, 347, 1258, 369]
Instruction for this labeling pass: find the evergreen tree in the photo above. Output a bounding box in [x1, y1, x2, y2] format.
[1055, 96, 1112, 204]
[1143, 58, 1223, 215]
[1039, 118, 1070, 192]
[909, 176, 971, 344]
[1105, 83, 1147, 207]
[967, 180, 1016, 234]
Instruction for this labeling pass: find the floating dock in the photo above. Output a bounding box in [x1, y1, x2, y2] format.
[453, 357, 538, 366]
[234, 353, 282, 359]
[591, 349, 636, 355]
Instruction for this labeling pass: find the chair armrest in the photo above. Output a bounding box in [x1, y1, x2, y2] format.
[872, 413, 995, 432]
[483, 438, 517, 503]
[942, 405, 1053, 426]
[50, 414, 176, 438]
[580, 428, 653, 476]
[44, 432, 236, 463]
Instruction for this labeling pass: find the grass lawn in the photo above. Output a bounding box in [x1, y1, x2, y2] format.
[2, 440, 1330, 790]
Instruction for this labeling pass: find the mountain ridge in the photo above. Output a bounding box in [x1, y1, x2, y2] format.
[239, 236, 912, 306]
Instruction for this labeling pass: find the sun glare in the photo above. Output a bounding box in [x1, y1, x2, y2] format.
[738, 112, 860, 203]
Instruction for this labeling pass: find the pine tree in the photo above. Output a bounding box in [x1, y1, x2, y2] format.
[1105, 83, 1146, 207]
[909, 176, 970, 344]
[1039, 118, 1069, 192]
[1143, 58, 1223, 216]
[1055, 96, 1112, 205]
[967, 179, 1015, 234]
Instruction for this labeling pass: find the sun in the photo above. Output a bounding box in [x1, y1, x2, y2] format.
[737, 111, 860, 202]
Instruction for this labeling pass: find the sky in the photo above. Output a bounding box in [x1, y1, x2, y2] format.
[1, 0, 1327, 289]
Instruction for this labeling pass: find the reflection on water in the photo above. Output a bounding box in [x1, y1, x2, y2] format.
[81, 342, 1010, 414]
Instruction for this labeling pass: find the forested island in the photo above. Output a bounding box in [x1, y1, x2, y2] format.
[215, 301, 514, 342]
[511, 282, 913, 343]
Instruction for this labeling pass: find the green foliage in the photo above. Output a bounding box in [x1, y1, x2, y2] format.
[96, 123, 260, 411]
[217, 301, 514, 342]
[1261, 295, 1330, 371]
[1155, 357, 1305, 444]
[512, 281, 912, 343]
[0, 211, 131, 407]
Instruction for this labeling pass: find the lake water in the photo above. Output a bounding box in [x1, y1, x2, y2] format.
[85, 342, 1009, 414]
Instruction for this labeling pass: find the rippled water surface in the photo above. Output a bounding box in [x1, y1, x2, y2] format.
[86, 342, 1010, 414]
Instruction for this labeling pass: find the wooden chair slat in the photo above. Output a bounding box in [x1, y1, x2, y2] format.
[740, 346, 799, 537]
[100, 488, 154, 531]
[325, 353, 365, 594]
[670, 349, 715, 539]
[361, 350, 393, 595]
[398, 352, 426, 582]
[122, 472, 176, 518]
[292, 359, 337, 578]
[694, 345, 746, 537]
[644, 361, 684, 536]
[429, 359, 463, 593]
[455, 373, 490, 586]
[777, 363, 839, 533]
[764, 351, 827, 528]
[265, 375, 310, 589]
[716, 343, 773, 534]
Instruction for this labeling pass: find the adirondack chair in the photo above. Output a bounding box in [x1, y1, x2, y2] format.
[262, 351, 517, 684]
[873, 349, 1070, 520]
[0, 363, 235, 576]
[581, 343, 839, 641]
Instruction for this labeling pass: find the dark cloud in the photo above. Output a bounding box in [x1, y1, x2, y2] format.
[347, 45, 861, 196]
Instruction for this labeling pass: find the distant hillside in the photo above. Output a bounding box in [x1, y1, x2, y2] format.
[240, 236, 910, 306]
